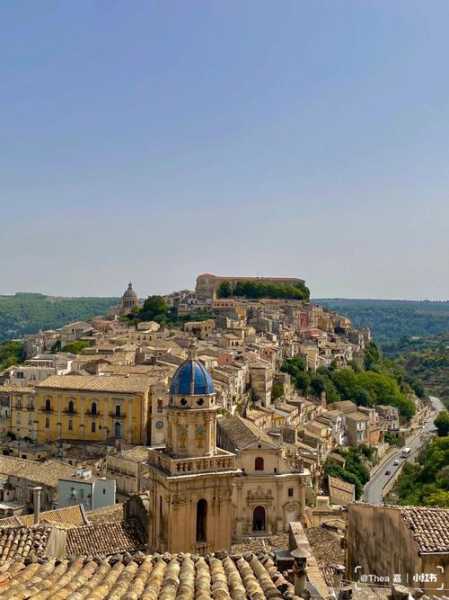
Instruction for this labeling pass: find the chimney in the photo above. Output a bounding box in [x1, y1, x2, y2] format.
[32, 486, 42, 526]
[290, 549, 308, 596]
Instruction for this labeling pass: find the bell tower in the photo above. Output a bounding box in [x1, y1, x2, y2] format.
[166, 344, 217, 458]
[146, 347, 239, 554]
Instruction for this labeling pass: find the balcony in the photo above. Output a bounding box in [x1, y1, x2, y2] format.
[26, 405, 35, 412]
[85, 411, 101, 417]
[109, 412, 126, 419]
[40, 407, 54, 413]
[147, 447, 237, 476]
[63, 409, 77, 415]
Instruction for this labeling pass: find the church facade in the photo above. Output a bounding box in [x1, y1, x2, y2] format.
[142, 351, 239, 553]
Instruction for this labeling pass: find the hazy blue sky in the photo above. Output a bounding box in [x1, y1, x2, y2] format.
[2, 1, 449, 299]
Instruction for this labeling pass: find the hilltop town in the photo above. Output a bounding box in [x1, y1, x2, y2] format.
[0, 274, 444, 599]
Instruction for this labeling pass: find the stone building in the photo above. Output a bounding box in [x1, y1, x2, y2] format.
[249, 361, 273, 406]
[376, 404, 400, 431]
[32, 375, 152, 444]
[143, 351, 239, 553]
[347, 503, 449, 594]
[345, 411, 369, 446]
[184, 319, 215, 339]
[217, 415, 308, 540]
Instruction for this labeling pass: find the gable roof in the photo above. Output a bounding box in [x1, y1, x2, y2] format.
[86, 503, 124, 524]
[0, 505, 86, 529]
[218, 415, 279, 451]
[37, 374, 150, 394]
[0, 456, 76, 488]
[66, 520, 143, 557]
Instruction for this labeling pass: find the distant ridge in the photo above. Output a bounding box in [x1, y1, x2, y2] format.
[0, 293, 118, 342]
[316, 298, 449, 346]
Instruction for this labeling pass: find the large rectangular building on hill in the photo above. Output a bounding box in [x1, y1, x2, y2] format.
[195, 273, 306, 302]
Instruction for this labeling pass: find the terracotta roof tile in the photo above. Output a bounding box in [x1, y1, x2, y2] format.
[0, 456, 76, 488]
[66, 520, 143, 557]
[0, 552, 295, 600]
[0, 505, 85, 529]
[86, 503, 124, 524]
[37, 374, 150, 393]
[218, 416, 279, 451]
[0, 526, 51, 562]
[401, 506, 449, 554]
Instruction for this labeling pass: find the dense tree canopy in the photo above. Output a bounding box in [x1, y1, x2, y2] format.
[131, 295, 214, 327]
[0, 341, 24, 371]
[61, 340, 91, 354]
[325, 446, 372, 499]
[281, 342, 416, 419]
[218, 280, 310, 301]
[394, 436, 449, 507]
[139, 296, 170, 322]
[435, 411, 449, 437]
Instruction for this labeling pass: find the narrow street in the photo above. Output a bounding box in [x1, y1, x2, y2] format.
[363, 396, 444, 504]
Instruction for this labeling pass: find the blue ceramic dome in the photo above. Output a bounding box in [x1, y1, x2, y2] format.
[170, 359, 215, 396]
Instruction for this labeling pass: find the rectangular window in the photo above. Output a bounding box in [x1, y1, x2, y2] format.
[288, 488, 294, 497]
[68, 420, 73, 431]
[91, 422, 96, 433]
[45, 417, 50, 429]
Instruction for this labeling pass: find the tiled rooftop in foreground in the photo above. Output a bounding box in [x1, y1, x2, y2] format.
[400, 506, 449, 554]
[0, 551, 294, 600]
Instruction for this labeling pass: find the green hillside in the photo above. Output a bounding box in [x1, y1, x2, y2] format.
[0, 293, 118, 342]
[316, 298, 449, 346]
[386, 333, 449, 407]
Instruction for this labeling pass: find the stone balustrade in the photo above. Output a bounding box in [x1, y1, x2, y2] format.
[147, 448, 236, 475]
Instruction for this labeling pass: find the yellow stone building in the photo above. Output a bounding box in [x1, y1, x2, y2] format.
[32, 375, 152, 444]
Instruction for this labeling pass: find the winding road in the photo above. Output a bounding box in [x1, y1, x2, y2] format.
[363, 396, 445, 504]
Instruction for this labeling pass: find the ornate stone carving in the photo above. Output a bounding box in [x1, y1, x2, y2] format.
[177, 424, 188, 449]
[195, 424, 205, 448]
[247, 486, 273, 506]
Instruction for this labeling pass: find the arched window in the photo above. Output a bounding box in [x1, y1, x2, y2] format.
[114, 421, 121, 439]
[255, 457, 264, 471]
[68, 400, 74, 413]
[196, 499, 207, 543]
[253, 506, 266, 531]
[91, 402, 97, 415]
[45, 399, 51, 411]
